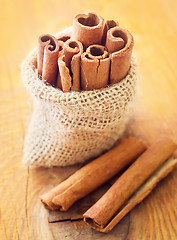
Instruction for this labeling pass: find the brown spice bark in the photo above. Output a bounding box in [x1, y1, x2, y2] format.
[84, 137, 177, 230]
[40, 137, 146, 211]
[57, 39, 83, 92]
[71, 12, 105, 49]
[37, 34, 60, 86]
[81, 45, 110, 90]
[57, 33, 70, 43]
[105, 27, 125, 53]
[57, 55, 71, 92]
[102, 19, 118, 45]
[106, 27, 134, 84]
[56, 41, 64, 90]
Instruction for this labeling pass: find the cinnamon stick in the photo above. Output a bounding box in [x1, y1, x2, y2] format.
[57, 39, 83, 92]
[40, 137, 146, 210]
[57, 55, 71, 92]
[37, 34, 60, 86]
[105, 27, 125, 53]
[106, 26, 134, 84]
[57, 31, 71, 57]
[57, 33, 71, 43]
[84, 137, 177, 231]
[102, 19, 118, 45]
[58, 40, 64, 57]
[56, 41, 64, 90]
[81, 45, 110, 90]
[71, 12, 105, 49]
[106, 20, 118, 29]
[103, 157, 177, 233]
[56, 70, 62, 90]
[55, 30, 72, 90]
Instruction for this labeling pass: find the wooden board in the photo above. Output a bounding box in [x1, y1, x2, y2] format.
[1, 0, 177, 239]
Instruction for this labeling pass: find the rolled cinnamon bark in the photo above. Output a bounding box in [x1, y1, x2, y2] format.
[84, 137, 177, 231]
[56, 70, 62, 90]
[86, 44, 108, 60]
[57, 55, 71, 92]
[102, 19, 118, 45]
[85, 156, 177, 232]
[57, 33, 71, 43]
[64, 40, 80, 68]
[56, 57, 63, 90]
[40, 137, 146, 210]
[106, 26, 134, 84]
[57, 39, 83, 92]
[81, 45, 110, 90]
[106, 20, 118, 29]
[55, 41, 64, 90]
[37, 34, 60, 85]
[71, 12, 105, 49]
[57, 33, 71, 57]
[58, 40, 64, 57]
[105, 27, 125, 53]
[55, 30, 71, 90]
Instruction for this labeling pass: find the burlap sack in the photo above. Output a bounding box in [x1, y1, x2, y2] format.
[21, 29, 137, 167]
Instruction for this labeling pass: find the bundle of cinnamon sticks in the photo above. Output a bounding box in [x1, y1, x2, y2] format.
[37, 12, 134, 92]
[41, 136, 177, 233]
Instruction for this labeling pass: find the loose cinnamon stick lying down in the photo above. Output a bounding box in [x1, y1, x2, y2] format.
[37, 34, 60, 86]
[57, 39, 83, 92]
[41, 137, 146, 210]
[106, 26, 134, 84]
[81, 45, 110, 90]
[84, 137, 177, 232]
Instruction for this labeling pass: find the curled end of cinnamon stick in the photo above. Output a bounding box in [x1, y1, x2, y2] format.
[106, 27, 126, 53]
[63, 39, 83, 68]
[81, 45, 110, 90]
[106, 20, 119, 29]
[71, 12, 105, 49]
[52, 195, 67, 211]
[84, 217, 103, 229]
[40, 196, 59, 210]
[102, 19, 119, 45]
[57, 34, 70, 43]
[56, 39, 83, 92]
[86, 44, 108, 60]
[58, 55, 72, 92]
[37, 34, 60, 86]
[110, 26, 134, 58]
[108, 26, 134, 84]
[37, 34, 50, 76]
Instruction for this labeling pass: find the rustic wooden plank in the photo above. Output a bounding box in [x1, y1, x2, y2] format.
[47, 217, 130, 240]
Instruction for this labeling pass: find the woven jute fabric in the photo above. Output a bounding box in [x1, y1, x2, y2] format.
[21, 30, 137, 167]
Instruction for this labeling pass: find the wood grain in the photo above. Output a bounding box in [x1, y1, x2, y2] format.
[1, 0, 177, 239]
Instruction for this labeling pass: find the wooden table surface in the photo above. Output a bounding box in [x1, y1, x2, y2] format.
[1, 0, 177, 239]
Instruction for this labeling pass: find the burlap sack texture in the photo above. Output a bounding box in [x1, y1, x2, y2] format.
[21, 29, 137, 167]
